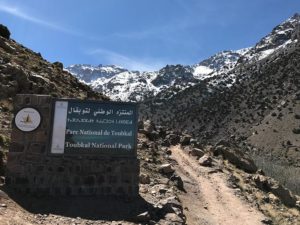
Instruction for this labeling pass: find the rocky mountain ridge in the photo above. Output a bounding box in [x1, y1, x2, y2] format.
[66, 49, 245, 101]
[67, 14, 300, 104]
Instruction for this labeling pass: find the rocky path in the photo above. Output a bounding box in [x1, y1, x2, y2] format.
[170, 145, 266, 225]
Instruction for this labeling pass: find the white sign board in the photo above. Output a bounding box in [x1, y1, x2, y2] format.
[50, 101, 68, 154]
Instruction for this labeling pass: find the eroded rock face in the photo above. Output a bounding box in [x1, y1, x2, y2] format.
[253, 174, 297, 207]
[215, 145, 257, 173]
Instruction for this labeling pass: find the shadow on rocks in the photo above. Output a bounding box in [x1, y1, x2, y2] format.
[1, 187, 155, 222]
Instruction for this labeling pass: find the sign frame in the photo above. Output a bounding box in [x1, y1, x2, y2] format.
[48, 98, 139, 158]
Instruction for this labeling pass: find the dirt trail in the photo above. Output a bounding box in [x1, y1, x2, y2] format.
[170, 145, 266, 225]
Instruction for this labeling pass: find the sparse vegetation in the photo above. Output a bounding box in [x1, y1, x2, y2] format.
[252, 155, 300, 195]
[0, 135, 9, 176]
[0, 24, 10, 39]
[0, 134, 10, 147]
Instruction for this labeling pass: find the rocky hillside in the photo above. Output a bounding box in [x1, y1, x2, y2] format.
[139, 14, 300, 192]
[0, 24, 108, 179]
[140, 13, 300, 143]
[0, 38, 107, 102]
[0, 21, 300, 225]
[1, 122, 299, 225]
[66, 49, 245, 101]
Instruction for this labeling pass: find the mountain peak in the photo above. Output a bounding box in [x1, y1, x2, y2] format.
[67, 14, 300, 102]
[291, 12, 300, 20]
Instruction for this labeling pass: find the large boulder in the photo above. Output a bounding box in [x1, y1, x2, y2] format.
[0, 24, 10, 39]
[215, 145, 257, 173]
[269, 181, 297, 207]
[253, 175, 297, 207]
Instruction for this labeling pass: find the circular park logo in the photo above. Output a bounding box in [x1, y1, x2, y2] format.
[15, 107, 42, 132]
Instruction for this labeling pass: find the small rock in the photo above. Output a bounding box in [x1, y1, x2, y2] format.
[157, 178, 170, 185]
[261, 218, 273, 224]
[159, 188, 168, 194]
[0, 176, 5, 185]
[292, 128, 300, 134]
[143, 120, 155, 133]
[257, 169, 265, 175]
[190, 148, 205, 157]
[159, 164, 174, 174]
[161, 139, 171, 147]
[164, 213, 184, 223]
[147, 131, 160, 141]
[139, 185, 148, 193]
[159, 196, 182, 213]
[296, 200, 300, 209]
[253, 175, 269, 190]
[139, 173, 151, 184]
[268, 193, 279, 204]
[0, 203, 7, 208]
[168, 134, 180, 145]
[170, 174, 184, 191]
[180, 135, 191, 146]
[199, 155, 213, 167]
[135, 211, 151, 222]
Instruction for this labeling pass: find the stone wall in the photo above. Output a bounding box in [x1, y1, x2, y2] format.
[6, 94, 139, 196]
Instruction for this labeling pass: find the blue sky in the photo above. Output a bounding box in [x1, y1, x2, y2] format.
[0, 0, 299, 71]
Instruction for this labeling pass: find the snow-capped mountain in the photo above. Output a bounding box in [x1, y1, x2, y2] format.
[239, 13, 300, 63]
[66, 49, 244, 101]
[67, 64, 127, 83]
[139, 13, 300, 136]
[66, 14, 300, 102]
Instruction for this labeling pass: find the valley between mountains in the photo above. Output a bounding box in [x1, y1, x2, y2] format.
[0, 13, 300, 225]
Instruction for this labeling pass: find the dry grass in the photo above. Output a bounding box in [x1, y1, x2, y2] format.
[252, 155, 300, 195]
